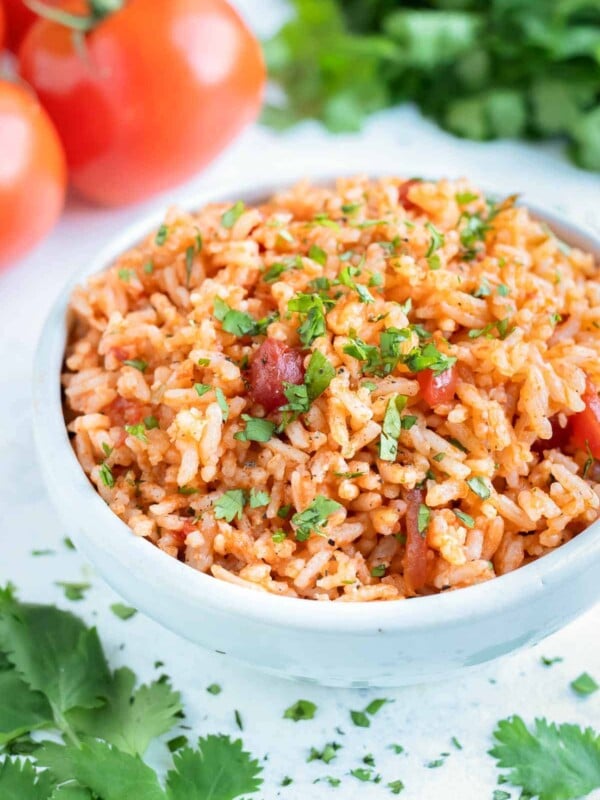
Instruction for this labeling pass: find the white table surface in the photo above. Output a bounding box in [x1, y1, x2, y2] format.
[1, 3, 600, 796]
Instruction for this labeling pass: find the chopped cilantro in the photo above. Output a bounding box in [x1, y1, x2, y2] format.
[497, 284, 510, 296]
[283, 699, 317, 722]
[213, 297, 276, 338]
[214, 490, 246, 523]
[307, 742, 341, 764]
[234, 709, 243, 730]
[427, 253, 441, 270]
[55, 582, 90, 602]
[221, 201, 245, 229]
[143, 261, 154, 275]
[451, 736, 463, 750]
[110, 603, 137, 620]
[123, 359, 148, 372]
[473, 278, 491, 298]
[405, 342, 456, 376]
[453, 509, 475, 528]
[371, 564, 387, 578]
[214, 387, 229, 421]
[456, 191, 479, 204]
[184, 246, 194, 286]
[571, 672, 598, 696]
[288, 293, 335, 346]
[144, 415, 159, 430]
[466, 476, 491, 499]
[178, 486, 198, 496]
[194, 383, 211, 397]
[206, 683, 221, 695]
[272, 530, 287, 543]
[388, 779, 405, 794]
[308, 244, 327, 265]
[281, 775, 293, 786]
[292, 496, 342, 542]
[263, 262, 291, 283]
[305, 350, 336, 401]
[277, 504, 292, 519]
[541, 656, 563, 667]
[234, 415, 276, 442]
[342, 202, 362, 214]
[124, 424, 148, 443]
[380, 395, 407, 462]
[155, 224, 169, 245]
[337, 264, 374, 303]
[425, 222, 445, 257]
[118, 268, 133, 282]
[365, 698, 390, 715]
[101, 442, 113, 457]
[417, 504, 430, 534]
[99, 462, 114, 488]
[249, 488, 270, 508]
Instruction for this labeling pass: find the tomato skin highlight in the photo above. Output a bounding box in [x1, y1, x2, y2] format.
[19, 0, 265, 206]
[570, 380, 600, 460]
[403, 488, 430, 594]
[0, 81, 66, 269]
[249, 339, 305, 413]
[417, 365, 457, 406]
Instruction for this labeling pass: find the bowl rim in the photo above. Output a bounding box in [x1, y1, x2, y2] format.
[33, 171, 600, 634]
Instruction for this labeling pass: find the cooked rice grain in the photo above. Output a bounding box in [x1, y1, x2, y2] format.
[63, 177, 600, 601]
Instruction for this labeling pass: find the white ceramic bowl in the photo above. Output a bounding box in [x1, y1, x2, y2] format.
[33, 176, 600, 687]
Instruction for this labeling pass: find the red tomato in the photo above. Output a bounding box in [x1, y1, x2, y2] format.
[0, 3, 5, 50]
[249, 338, 304, 413]
[0, 81, 66, 269]
[19, 0, 265, 206]
[570, 379, 600, 459]
[403, 488, 430, 594]
[417, 365, 457, 406]
[3, 0, 35, 51]
[398, 179, 423, 213]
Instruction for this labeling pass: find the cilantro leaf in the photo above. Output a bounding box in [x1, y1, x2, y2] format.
[304, 350, 335, 400]
[0, 758, 55, 800]
[213, 298, 276, 338]
[214, 490, 247, 523]
[0, 669, 53, 745]
[291, 496, 342, 542]
[288, 293, 335, 347]
[221, 202, 245, 229]
[67, 667, 182, 757]
[249, 488, 270, 508]
[0, 587, 111, 718]
[37, 739, 165, 800]
[571, 672, 598, 696]
[166, 734, 262, 800]
[283, 699, 317, 721]
[490, 715, 600, 800]
[380, 395, 406, 462]
[110, 603, 137, 621]
[233, 416, 275, 443]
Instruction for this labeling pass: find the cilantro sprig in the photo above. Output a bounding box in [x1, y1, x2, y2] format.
[490, 715, 600, 800]
[0, 586, 263, 800]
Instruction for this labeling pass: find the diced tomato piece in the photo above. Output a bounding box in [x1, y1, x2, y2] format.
[105, 396, 144, 426]
[570, 379, 600, 459]
[403, 488, 430, 594]
[417, 365, 457, 406]
[398, 179, 423, 213]
[110, 346, 131, 362]
[249, 338, 305, 412]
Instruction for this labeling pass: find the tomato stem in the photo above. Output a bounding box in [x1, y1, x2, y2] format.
[23, 0, 124, 32]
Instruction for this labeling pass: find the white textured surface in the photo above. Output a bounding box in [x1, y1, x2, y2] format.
[1, 4, 600, 793]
